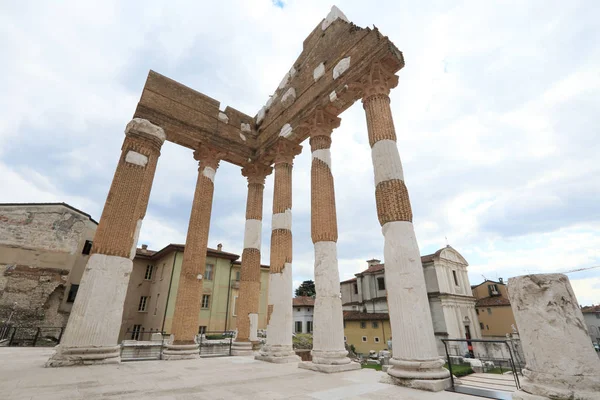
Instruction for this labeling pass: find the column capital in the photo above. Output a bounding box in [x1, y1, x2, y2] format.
[299, 109, 341, 139]
[193, 144, 224, 170]
[125, 118, 166, 152]
[268, 138, 302, 166]
[356, 62, 399, 103]
[241, 163, 273, 185]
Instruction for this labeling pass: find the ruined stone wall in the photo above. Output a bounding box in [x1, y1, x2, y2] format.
[0, 204, 97, 328]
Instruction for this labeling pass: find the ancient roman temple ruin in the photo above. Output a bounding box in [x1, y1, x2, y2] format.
[46, 6, 451, 389]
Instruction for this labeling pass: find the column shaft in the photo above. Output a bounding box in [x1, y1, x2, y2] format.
[234, 164, 271, 351]
[256, 140, 301, 363]
[362, 63, 449, 390]
[164, 147, 221, 359]
[46, 118, 165, 367]
[300, 110, 358, 373]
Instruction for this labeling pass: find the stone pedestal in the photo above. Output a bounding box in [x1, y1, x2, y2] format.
[359, 63, 449, 390]
[256, 140, 301, 364]
[168, 146, 222, 358]
[508, 274, 600, 400]
[46, 118, 165, 367]
[231, 341, 254, 356]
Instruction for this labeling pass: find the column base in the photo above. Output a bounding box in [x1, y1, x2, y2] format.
[381, 374, 451, 392]
[231, 341, 254, 356]
[45, 345, 121, 367]
[255, 345, 300, 364]
[162, 343, 199, 360]
[311, 349, 352, 365]
[384, 357, 451, 392]
[298, 361, 361, 373]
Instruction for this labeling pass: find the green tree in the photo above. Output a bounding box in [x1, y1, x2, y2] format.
[295, 280, 316, 297]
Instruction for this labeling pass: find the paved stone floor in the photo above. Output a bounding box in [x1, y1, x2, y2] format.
[0, 348, 477, 399]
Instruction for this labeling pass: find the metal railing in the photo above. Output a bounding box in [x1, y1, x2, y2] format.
[1, 326, 64, 347]
[442, 338, 521, 394]
[121, 329, 166, 361]
[198, 331, 233, 357]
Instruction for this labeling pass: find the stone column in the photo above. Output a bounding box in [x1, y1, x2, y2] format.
[255, 139, 301, 364]
[231, 163, 272, 356]
[508, 274, 600, 400]
[298, 110, 360, 373]
[163, 145, 222, 360]
[46, 118, 165, 367]
[361, 63, 450, 391]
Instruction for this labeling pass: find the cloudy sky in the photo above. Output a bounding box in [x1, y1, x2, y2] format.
[1, 1, 598, 305]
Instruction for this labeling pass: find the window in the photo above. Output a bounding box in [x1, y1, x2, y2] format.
[452, 270, 459, 286]
[344, 336, 347, 342]
[374, 337, 380, 343]
[131, 324, 142, 340]
[353, 283, 358, 294]
[235, 271, 241, 281]
[199, 326, 206, 335]
[476, 309, 479, 315]
[154, 294, 160, 316]
[160, 264, 166, 280]
[306, 308, 311, 312]
[360, 321, 367, 329]
[488, 284, 499, 296]
[295, 321, 303, 333]
[66, 284, 79, 303]
[138, 296, 149, 312]
[297, 308, 301, 312]
[205, 264, 214, 280]
[201, 295, 210, 309]
[480, 322, 484, 329]
[486, 325, 489, 330]
[307, 321, 313, 333]
[144, 265, 154, 280]
[377, 277, 386, 291]
[82, 240, 93, 255]
[372, 322, 379, 329]
[487, 308, 492, 315]
[232, 296, 238, 316]
[362, 336, 367, 342]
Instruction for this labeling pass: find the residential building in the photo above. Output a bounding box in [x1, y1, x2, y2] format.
[343, 311, 391, 355]
[340, 246, 480, 356]
[118, 243, 270, 341]
[471, 279, 517, 338]
[293, 296, 314, 334]
[581, 305, 600, 348]
[0, 203, 97, 328]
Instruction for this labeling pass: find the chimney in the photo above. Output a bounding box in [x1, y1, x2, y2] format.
[367, 259, 381, 267]
[141, 244, 148, 250]
[217, 243, 223, 251]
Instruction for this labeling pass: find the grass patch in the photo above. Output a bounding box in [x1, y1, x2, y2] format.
[361, 363, 382, 371]
[486, 367, 508, 374]
[444, 363, 474, 377]
[205, 334, 225, 340]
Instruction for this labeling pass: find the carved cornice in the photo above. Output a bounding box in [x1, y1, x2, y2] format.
[241, 162, 273, 185]
[193, 144, 224, 170]
[267, 138, 303, 165]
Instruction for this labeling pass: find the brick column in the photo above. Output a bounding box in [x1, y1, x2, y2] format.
[163, 145, 222, 360]
[46, 118, 166, 367]
[256, 139, 301, 364]
[361, 63, 450, 391]
[232, 163, 272, 356]
[298, 110, 359, 373]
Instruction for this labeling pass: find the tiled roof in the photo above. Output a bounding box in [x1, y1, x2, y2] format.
[343, 311, 389, 321]
[342, 301, 361, 306]
[0, 202, 99, 224]
[341, 277, 357, 284]
[356, 254, 438, 275]
[135, 244, 241, 261]
[293, 296, 315, 306]
[476, 296, 511, 307]
[582, 305, 600, 313]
